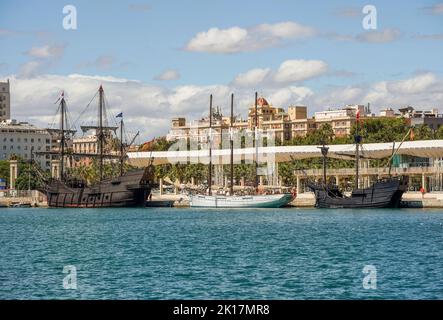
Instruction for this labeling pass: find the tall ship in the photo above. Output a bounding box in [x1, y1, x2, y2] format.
[189, 93, 294, 208]
[37, 86, 153, 207]
[307, 110, 408, 208]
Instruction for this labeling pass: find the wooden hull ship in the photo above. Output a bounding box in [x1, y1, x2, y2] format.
[45, 168, 152, 208]
[307, 176, 409, 209]
[38, 86, 153, 208]
[307, 109, 409, 209]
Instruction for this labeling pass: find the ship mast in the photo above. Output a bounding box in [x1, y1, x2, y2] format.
[98, 85, 104, 181]
[254, 92, 258, 192]
[208, 94, 213, 196]
[355, 109, 361, 189]
[320, 144, 328, 185]
[230, 93, 234, 196]
[120, 117, 124, 176]
[60, 92, 66, 181]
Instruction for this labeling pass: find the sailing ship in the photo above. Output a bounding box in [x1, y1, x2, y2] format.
[189, 93, 294, 208]
[307, 109, 409, 208]
[38, 86, 153, 208]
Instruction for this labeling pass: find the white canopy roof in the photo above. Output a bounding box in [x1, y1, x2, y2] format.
[127, 139, 443, 167]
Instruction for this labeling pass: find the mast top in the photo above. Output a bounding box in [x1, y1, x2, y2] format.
[99, 85, 104, 92]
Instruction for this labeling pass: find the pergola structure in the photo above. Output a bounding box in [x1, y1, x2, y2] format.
[127, 140, 443, 166]
[126, 140, 443, 193]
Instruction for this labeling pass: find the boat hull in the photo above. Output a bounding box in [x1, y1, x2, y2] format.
[44, 168, 152, 208]
[308, 176, 409, 209]
[189, 193, 294, 208]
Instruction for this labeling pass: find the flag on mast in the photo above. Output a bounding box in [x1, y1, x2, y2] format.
[116, 112, 123, 118]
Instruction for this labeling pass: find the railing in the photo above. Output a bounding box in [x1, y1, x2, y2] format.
[0, 189, 41, 198]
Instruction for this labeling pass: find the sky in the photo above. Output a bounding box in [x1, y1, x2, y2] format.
[1, 0, 443, 141]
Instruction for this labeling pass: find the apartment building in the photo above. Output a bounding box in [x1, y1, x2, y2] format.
[0, 119, 51, 169]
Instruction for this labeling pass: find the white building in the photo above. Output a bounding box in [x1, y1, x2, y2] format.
[0, 80, 10, 121]
[314, 105, 365, 120]
[0, 119, 52, 170]
[379, 108, 396, 117]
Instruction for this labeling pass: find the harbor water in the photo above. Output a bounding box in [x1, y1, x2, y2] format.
[1, 207, 443, 299]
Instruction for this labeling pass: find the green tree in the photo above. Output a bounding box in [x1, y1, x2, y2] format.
[355, 118, 409, 143]
[414, 124, 435, 140]
[0, 160, 10, 186]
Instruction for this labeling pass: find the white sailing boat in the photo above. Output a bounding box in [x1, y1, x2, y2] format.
[189, 93, 295, 208]
[189, 193, 294, 208]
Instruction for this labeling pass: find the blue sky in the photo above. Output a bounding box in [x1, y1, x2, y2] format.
[1, 0, 443, 139]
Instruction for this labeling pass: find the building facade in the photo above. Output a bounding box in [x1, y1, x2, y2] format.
[0, 80, 11, 121]
[166, 98, 442, 144]
[72, 135, 98, 167]
[0, 119, 51, 169]
[166, 98, 367, 143]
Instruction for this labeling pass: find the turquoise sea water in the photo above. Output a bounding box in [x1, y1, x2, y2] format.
[1, 207, 443, 299]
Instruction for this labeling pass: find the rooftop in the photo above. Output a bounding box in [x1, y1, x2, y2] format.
[0, 119, 47, 132]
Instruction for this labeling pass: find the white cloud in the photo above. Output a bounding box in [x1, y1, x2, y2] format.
[2, 72, 443, 142]
[185, 21, 316, 53]
[232, 68, 271, 87]
[231, 59, 328, 88]
[387, 73, 437, 94]
[18, 61, 44, 78]
[414, 33, 443, 40]
[154, 69, 181, 81]
[362, 73, 442, 107]
[18, 44, 66, 78]
[313, 86, 364, 106]
[422, 3, 443, 14]
[274, 59, 328, 83]
[77, 55, 115, 71]
[267, 86, 313, 106]
[185, 27, 249, 53]
[324, 28, 402, 44]
[253, 21, 316, 39]
[25, 44, 66, 59]
[356, 28, 401, 43]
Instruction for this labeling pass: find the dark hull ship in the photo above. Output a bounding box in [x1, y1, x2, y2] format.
[46, 168, 151, 208]
[307, 110, 409, 209]
[307, 176, 408, 209]
[38, 86, 153, 208]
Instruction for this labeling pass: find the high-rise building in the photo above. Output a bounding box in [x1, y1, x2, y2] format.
[0, 80, 11, 121]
